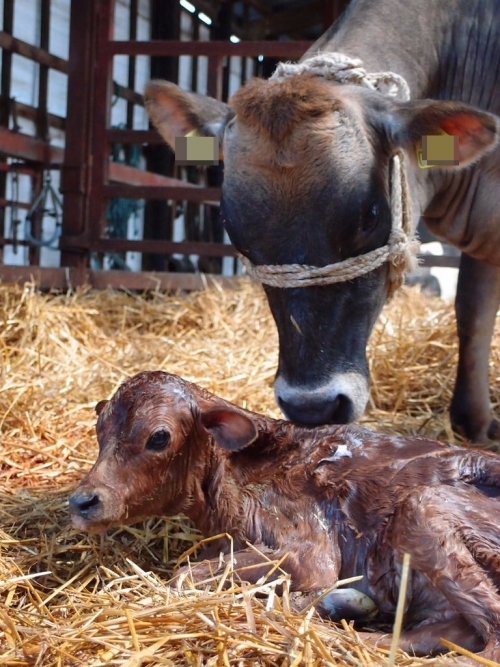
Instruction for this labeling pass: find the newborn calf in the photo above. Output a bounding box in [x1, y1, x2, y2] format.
[69, 371, 500, 660]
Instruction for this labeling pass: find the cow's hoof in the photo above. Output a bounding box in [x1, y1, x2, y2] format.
[451, 415, 500, 450]
[486, 419, 500, 443]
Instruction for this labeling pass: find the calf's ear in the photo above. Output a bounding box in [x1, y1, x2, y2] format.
[391, 100, 498, 167]
[201, 408, 258, 452]
[95, 400, 108, 416]
[145, 80, 234, 149]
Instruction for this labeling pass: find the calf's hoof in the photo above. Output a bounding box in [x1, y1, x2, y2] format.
[318, 588, 378, 622]
[291, 588, 378, 622]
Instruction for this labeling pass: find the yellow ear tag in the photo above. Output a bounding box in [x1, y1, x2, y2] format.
[417, 131, 458, 170]
[183, 129, 223, 162]
[417, 146, 435, 169]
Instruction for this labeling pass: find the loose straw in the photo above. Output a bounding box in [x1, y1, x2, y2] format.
[388, 552, 411, 666]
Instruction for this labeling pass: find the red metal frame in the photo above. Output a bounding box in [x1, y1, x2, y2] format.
[2, 0, 454, 292]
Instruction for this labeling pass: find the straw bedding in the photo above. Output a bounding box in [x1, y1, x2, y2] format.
[0, 279, 498, 666]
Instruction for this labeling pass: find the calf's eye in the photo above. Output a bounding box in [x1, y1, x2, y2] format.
[146, 429, 171, 452]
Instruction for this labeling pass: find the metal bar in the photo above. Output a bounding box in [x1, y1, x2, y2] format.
[60, 0, 97, 269]
[0, 0, 14, 255]
[104, 184, 221, 202]
[142, 0, 180, 272]
[87, 0, 115, 246]
[108, 163, 208, 188]
[8, 100, 65, 131]
[0, 129, 185, 189]
[0, 265, 237, 291]
[191, 15, 199, 92]
[126, 0, 138, 128]
[0, 127, 64, 162]
[93, 238, 236, 257]
[0, 162, 39, 175]
[0, 31, 69, 72]
[107, 129, 163, 144]
[207, 56, 223, 100]
[37, 0, 51, 142]
[112, 80, 143, 105]
[0, 200, 32, 210]
[108, 40, 313, 57]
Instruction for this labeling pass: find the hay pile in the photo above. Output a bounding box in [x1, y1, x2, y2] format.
[0, 279, 498, 666]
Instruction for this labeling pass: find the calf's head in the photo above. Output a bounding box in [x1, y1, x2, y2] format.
[145, 77, 498, 426]
[69, 372, 258, 533]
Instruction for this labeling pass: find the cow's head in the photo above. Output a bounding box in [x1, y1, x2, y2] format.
[145, 77, 498, 426]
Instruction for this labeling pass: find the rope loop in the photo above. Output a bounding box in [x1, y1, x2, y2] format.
[242, 53, 418, 296]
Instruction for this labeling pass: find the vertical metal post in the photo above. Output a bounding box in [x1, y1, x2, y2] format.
[30, 0, 51, 266]
[60, 0, 115, 279]
[206, 56, 223, 100]
[0, 0, 14, 260]
[142, 0, 179, 271]
[190, 14, 199, 91]
[126, 0, 138, 132]
[87, 0, 115, 249]
[37, 0, 50, 142]
[60, 0, 97, 271]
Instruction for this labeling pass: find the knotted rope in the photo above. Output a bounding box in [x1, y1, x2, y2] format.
[270, 52, 411, 102]
[241, 53, 419, 297]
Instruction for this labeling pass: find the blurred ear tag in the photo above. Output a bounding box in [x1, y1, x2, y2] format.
[175, 130, 220, 166]
[418, 133, 458, 169]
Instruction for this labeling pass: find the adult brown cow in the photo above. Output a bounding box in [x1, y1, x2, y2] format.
[145, 0, 500, 445]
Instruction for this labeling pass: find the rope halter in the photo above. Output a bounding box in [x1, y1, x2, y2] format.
[241, 53, 419, 298]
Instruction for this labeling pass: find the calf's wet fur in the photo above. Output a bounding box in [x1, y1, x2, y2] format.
[70, 371, 500, 660]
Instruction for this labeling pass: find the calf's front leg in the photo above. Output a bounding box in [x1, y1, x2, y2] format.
[172, 542, 377, 622]
[451, 254, 500, 447]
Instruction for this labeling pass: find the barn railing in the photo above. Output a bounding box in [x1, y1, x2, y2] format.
[0, 0, 459, 292]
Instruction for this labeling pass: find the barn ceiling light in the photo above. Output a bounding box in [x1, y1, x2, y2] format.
[198, 12, 212, 25]
[179, 0, 195, 13]
[258, 55, 264, 62]
[230, 35, 240, 43]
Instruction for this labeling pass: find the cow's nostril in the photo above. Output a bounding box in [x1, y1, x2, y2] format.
[278, 394, 353, 426]
[69, 491, 101, 515]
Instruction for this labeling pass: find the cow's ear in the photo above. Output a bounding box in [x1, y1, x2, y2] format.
[95, 400, 108, 416]
[392, 100, 498, 167]
[145, 80, 234, 149]
[200, 407, 258, 452]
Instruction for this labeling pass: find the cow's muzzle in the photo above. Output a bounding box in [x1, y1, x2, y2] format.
[275, 372, 369, 426]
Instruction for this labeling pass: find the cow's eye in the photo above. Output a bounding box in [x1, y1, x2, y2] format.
[363, 202, 379, 231]
[146, 429, 171, 452]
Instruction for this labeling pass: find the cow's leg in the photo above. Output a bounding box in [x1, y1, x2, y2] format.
[451, 254, 500, 446]
[389, 486, 500, 656]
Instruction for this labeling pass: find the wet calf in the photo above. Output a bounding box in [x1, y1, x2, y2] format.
[69, 371, 500, 660]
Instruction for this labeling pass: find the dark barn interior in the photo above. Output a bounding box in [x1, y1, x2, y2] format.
[0, 0, 350, 291]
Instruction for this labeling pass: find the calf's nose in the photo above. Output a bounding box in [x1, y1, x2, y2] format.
[69, 490, 101, 516]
